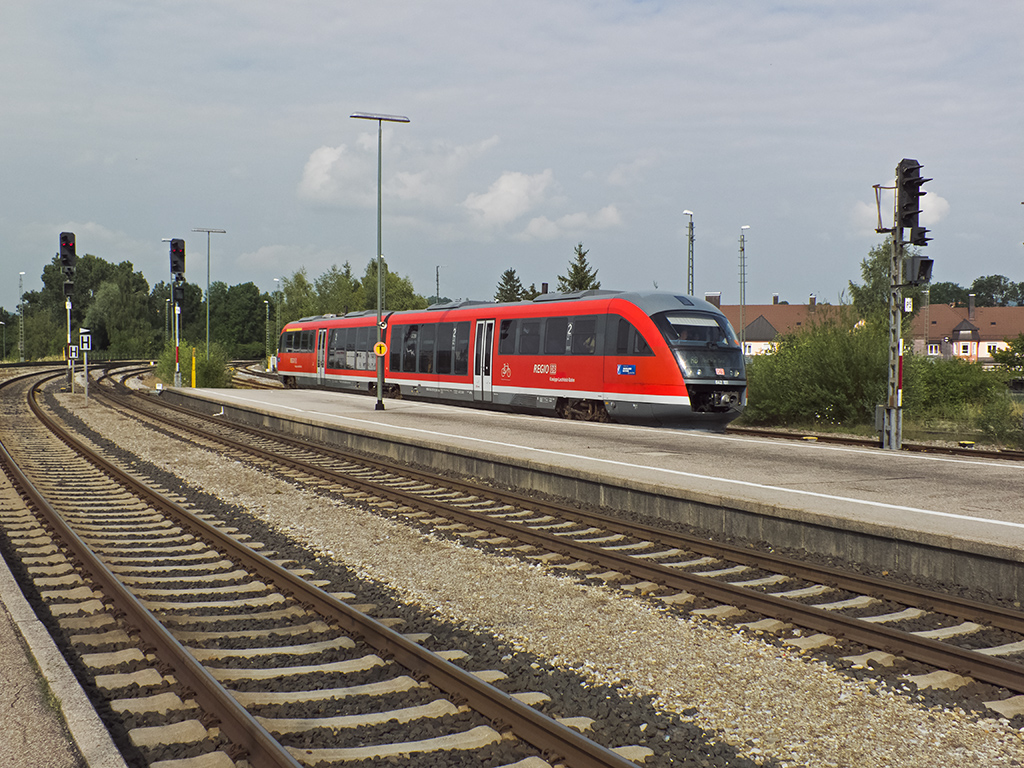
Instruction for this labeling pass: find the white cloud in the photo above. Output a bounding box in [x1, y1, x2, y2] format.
[234, 244, 339, 278]
[921, 192, 950, 226]
[463, 170, 554, 227]
[299, 135, 503, 211]
[853, 188, 951, 236]
[607, 156, 656, 187]
[297, 145, 371, 207]
[520, 204, 622, 241]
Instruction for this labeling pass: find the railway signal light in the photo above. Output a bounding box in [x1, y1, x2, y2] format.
[896, 158, 930, 232]
[170, 238, 185, 279]
[906, 254, 934, 286]
[59, 232, 76, 274]
[908, 225, 931, 247]
[172, 283, 185, 305]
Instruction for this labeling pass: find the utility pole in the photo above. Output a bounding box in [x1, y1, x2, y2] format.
[683, 211, 694, 295]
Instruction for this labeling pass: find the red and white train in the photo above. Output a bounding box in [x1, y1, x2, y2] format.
[275, 290, 746, 426]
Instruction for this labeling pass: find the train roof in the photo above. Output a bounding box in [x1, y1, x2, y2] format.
[427, 290, 726, 315]
[285, 291, 727, 328]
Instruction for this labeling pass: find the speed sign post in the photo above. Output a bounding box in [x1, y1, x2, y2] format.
[79, 328, 91, 403]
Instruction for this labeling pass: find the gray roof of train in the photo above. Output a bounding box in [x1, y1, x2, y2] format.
[288, 291, 725, 325]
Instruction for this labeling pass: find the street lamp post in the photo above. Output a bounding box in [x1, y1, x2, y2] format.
[1, 321, 5, 361]
[682, 210, 694, 296]
[192, 228, 226, 359]
[739, 226, 750, 352]
[351, 111, 410, 411]
[264, 300, 270, 366]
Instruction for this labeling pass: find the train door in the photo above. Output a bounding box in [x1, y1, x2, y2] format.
[316, 328, 328, 384]
[473, 319, 495, 402]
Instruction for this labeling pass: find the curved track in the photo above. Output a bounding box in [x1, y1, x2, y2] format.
[0, 369, 643, 767]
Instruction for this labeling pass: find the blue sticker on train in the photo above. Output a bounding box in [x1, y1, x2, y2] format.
[617, 364, 636, 375]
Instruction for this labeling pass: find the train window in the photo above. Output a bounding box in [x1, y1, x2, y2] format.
[345, 326, 357, 368]
[519, 319, 541, 355]
[436, 322, 454, 375]
[653, 311, 734, 347]
[454, 322, 470, 375]
[419, 323, 436, 373]
[401, 325, 418, 372]
[301, 330, 315, 352]
[355, 325, 372, 370]
[544, 316, 568, 355]
[609, 316, 654, 356]
[281, 331, 294, 353]
[570, 316, 598, 355]
[389, 326, 403, 371]
[498, 319, 516, 355]
[328, 329, 344, 368]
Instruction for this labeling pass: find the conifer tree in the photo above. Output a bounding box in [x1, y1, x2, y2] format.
[556, 242, 601, 292]
[494, 268, 526, 302]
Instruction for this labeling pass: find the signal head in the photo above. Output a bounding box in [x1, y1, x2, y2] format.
[59, 231, 77, 273]
[169, 238, 185, 278]
[896, 158, 931, 231]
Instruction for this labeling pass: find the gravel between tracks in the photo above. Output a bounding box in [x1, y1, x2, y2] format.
[63, 391, 1024, 768]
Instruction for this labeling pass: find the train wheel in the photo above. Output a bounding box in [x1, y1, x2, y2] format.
[557, 398, 610, 422]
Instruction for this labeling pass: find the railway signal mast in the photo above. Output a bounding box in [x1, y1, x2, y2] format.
[878, 159, 933, 450]
[60, 232, 76, 391]
[170, 239, 186, 388]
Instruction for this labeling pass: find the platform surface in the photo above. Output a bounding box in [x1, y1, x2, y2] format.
[180, 387, 1024, 559]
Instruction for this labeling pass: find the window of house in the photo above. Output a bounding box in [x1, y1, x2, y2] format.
[960, 343, 970, 355]
[927, 344, 939, 355]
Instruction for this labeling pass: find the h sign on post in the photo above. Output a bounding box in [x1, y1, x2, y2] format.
[80, 329, 91, 402]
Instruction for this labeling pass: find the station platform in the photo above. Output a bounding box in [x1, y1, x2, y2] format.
[162, 386, 1024, 601]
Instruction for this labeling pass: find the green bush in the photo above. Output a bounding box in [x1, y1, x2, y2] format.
[155, 341, 230, 388]
[902, 354, 1002, 419]
[741, 307, 886, 426]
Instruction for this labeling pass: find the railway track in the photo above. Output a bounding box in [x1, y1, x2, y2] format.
[0, 369, 648, 767]
[93, 368, 1024, 718]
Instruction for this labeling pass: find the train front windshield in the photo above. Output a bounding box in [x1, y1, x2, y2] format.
[651, 311, 746, 381]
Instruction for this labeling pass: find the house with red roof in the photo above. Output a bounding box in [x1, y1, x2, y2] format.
[709, 292, 1024, 365]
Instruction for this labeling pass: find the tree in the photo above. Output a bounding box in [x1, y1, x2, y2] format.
[0, 307, 12, 360]
[556, 242, 601, 293]
[927, 281, 969, 307]
[991, 334, 1024, 372]
[970, 275, 1022, 307]
[281, 269, 318, 324]
[742, 306, 887, 426]
[84, 269, 153, 357]
[847, 237, 924, 318]
[209, 281, 266, 358]
[494, 268, 526, 302]
[316, 263, 360, 315]
[357, 260, 429, 313]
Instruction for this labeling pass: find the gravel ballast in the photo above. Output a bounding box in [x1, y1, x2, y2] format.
[57, 389, 1024, 767]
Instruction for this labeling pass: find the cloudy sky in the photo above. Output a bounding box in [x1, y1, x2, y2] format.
[2, 2, 1022, 317]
